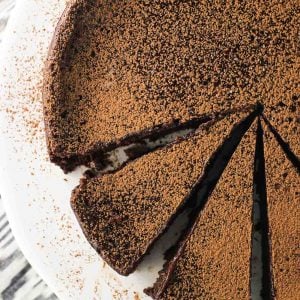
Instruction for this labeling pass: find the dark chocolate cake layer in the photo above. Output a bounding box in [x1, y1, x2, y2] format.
[44, 0, 299, 171]
[262, 121, 300, 299]
[145, 122, 257, 299]
[71, 110, 254, 275]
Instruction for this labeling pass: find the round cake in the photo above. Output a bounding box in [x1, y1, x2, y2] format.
[43, 1, 300, 299]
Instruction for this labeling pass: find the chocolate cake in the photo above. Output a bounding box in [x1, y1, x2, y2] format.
[70, 109, 256, 275]
[44, 0, 299, 171]
[262, 120, 300, 299]
[44, 0, 299, 296]
[145, 122, 257, 299]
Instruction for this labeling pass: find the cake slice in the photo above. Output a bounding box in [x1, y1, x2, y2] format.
[146, 121, 257, 299]
[262, 119, 300, 299]
[71, 109, 257, 275]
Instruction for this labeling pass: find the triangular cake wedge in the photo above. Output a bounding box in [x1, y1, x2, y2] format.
[71, 109, 257, 275]
[262, 120, 300, 299]
[146, 121, 257, 299]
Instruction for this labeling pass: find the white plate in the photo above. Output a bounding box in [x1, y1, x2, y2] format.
[0, 1, 175, 299]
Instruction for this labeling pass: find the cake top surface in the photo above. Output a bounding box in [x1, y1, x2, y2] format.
[44, 0, 299, 167]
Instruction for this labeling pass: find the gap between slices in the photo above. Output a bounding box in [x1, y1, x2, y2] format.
[145, 118, 258, 299]
[51, 115, 213, 173]
[250, 118, 273, 299]
[83, 116, 213, 178]
[84, 106, 256, 178]
[71, 105, 260, 276]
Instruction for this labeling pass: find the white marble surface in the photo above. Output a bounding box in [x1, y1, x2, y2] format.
[0, 1, 56, 299]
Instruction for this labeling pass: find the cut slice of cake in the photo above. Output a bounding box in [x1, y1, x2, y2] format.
[44, 0, 298, 171]
[71, 109, 257, 275]
[145, 121, 257, 299]
[262, 119, 300, 299]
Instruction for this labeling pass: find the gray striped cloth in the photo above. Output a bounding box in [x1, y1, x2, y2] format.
[0, 1, 57, 299]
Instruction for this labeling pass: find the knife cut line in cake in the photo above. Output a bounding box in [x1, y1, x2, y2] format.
[250, 118, 273, 300]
